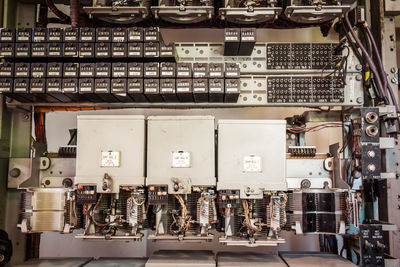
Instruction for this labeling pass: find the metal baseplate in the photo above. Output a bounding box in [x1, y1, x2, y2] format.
[75, 233, 144, 241]
[148, 234, 214, 241]
[219, 236, 286, 247]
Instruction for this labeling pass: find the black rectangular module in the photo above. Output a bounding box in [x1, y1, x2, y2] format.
[33, 28, 47, 43]
[31, 43, 46, 57]
[144, 62, 159, 78]
[193, 78, 208, 103]
[209, 78, 224, 102]
[16, 28, 32, 43]
[47, 28, 63, 42]
[128, 42, 143, 58]
[95, 42, 111, 58]
[112, 62, 128, 78]
[224, 79, 240, 103]
[160, 42, 175, 58]
[0, 78, 14, 100]
[96, 27, 112, 42]
[63, 43, 79, 58]
[111, 42, 127, 58]
[63, 28, 79, 42]
[127, 78, 146, 102]
[238, 28, 256, 56]
[79, 78, 102, 102]
[148, 186, 168, 205]
[76, 186, 97, 204]
[111, 78, 131, 102]
[0, 28, 15, 42]
[79, 42, 94, 58]
[128, 62, 143, 78]
[0, 78, 12, 95]
[144, 79, 162, 102]
[359, 224, 385, 267]
[176, 79, 193, 102]
[112, 27, 127, 42]
[95, 78, 117, 102]
[0, 43, 14, 58]
[208, 63, 224, 78]
[160, 78, 177, 102]
[225, 63, 240, 78]
[144, 27, 159, 42]
[47, 42, 63, 57]
[0, 62, 14, 78]
[193, 63, 208, 78]
[160, 62, 176, 78]
[46, 78, 70, 102]
[79, 27, 95, 42]
[62, 78, 81, 101]
[13, 78, 31, 102]
[224, 28, 240, 56]
[15, 63, 30, 78]
[176, 63, 192, 78]
[15, 43, 30, 58]
[79, 63, 95, 78]
[218, 190, 240, 208]
[144, 42, 159, 58]
[63, 63, 79, 78]
[47, 62, 63, 78]
[95, 62, 111, 78]
[30, 62, 46, 78]
[30, 78, 57, 102]
[128, 27, 143, 42]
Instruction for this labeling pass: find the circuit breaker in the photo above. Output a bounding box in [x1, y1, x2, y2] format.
[75, 115, 146, 193]
[146, 116, 215, 194]
[217, 120, 287, 198]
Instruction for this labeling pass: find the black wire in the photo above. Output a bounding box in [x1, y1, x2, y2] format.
[344, 12, 388, 104]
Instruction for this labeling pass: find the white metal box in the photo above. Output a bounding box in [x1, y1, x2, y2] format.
[217, 120, 287, 198]
[217, 252, 286, 267]
[146, 251, 215, 267]
[147, 116, 215, 193]
[75, 115, 146, 193]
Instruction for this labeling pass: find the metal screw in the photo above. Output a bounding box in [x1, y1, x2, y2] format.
[355, 64, 363, 71]
[23, 114, 30, 121]
[356, 74, 362, 81]
[356, 97, 363, 104]
[391, 67, 397, 73]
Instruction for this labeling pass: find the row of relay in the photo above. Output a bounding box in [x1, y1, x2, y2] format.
[1, 78, 241, 103]
[0, 27, 160, 43]
[0, 62, 240, 79]
[0, 40, 174, 59]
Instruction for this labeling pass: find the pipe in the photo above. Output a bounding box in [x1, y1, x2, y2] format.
[70, 0, 79, 28]
[45, 0, 71, 24]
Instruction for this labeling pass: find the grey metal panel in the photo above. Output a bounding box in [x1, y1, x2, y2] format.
[14, 258, 92, 267]
[217, 252, 286, 267]
[279, 252, 356, 267]
[217, 120, 287, 197]
[75, 115, 146, 193]
[146, 116, 215, 188]
[85, 258, 148, 267]
[146, 251, 215, 267]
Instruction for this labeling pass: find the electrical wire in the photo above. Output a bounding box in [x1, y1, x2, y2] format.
[287, 122, 342, 134]
[363, 24, 400, 116]
[344, 12, 389, 104]
[91, 194, 111, 227]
